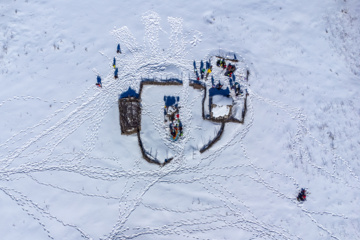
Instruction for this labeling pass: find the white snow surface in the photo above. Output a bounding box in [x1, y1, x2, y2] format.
[212, 105, 230, 118]
[1, 0, 360, 240]
[212, 95, 233, 106]
[211, 96, 232, 118]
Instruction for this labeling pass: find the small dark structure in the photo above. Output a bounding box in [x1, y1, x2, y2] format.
[118, 88, 141, 135]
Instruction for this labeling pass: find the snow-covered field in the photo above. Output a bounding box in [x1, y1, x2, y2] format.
[1, 0, 360, 239]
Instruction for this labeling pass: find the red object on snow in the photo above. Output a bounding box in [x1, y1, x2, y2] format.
[176, 114, 179, 118]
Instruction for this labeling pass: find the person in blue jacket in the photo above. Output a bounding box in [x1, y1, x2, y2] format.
[114, 68, 118, 79]
[96, 76, 102, 88]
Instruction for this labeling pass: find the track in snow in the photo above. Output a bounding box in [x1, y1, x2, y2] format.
[0, 11, 358, 240]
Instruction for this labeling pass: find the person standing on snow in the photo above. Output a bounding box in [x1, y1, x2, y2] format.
[297, 188, 307, 201]
[114, 68, 118, 79]
[96, 76, 102, 88]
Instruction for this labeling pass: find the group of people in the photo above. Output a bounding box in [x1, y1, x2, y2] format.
[96, 44, 121, 87]
[216, 58, 236, 77]
[169, 118, 183, 140]
[216, 58, 226, 69]
[231, 82, 243, 96]
[214, 58, 240, 93]
[194, 60, 213, 81]
[165, 106, 183, 140]
[225, 63, 236, 77]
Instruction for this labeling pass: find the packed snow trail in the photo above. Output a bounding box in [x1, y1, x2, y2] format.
[0, 9, 359, 240]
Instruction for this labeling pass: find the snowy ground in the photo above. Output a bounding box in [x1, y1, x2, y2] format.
[1, 0, 360, 239]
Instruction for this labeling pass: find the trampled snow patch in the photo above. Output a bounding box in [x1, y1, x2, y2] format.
[211, 95, 232, 118]
[1, 1, 360, 240]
